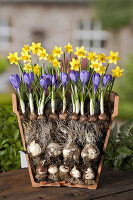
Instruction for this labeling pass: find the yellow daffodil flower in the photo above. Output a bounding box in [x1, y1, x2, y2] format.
[52, 58, 61, 68]
[37, 49, 48, 61]
[108, 51, 120, 65]
[97, 53, 107, 63]
[7, 52, 20, 65]
[52, 46, 63, 58]
[112, 66, 124, 77]
[87, 52, 97, 61]
[70, 58, 81, 71]
[24, 63, 32, 71]
[90, 60, 102, 70]
[94, 66, 106, 75]
[64, 43, 73, 54]
[74, 46, 87, 59]
[33, 64, 40, 76]
[21, 51, 31, 63]
[22, 45, 30, 53]
[48, 54, 54, 63]
[30, 42, 42, 55]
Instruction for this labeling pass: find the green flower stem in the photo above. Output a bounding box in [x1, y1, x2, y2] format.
[71, 83, 76, 113]
[18, 62, 23, 80]
[100, 91, 104, 114]
[58, 67, 60, 81]
[71, 94, 76, 113]
[20, 99, 25, 114]
[75, 86, 79, 114]
[90, 98, 94, 116]
[80, 58, 82, 73]
[62, 87, 66, 113]
[42, 63, 45, 74]
[51, 85, 55, 113]
[67, 53, 71, 74]
[81, 101, 84, 115]
[87, 60, 90, 71]
[17, 88, 25, 114]
[88, 68, 94, 88]
[29, 93, 34, 113]
[80, 91, 84, 115]
[39, 92, 45, 115]
[105, 63, 109, 74]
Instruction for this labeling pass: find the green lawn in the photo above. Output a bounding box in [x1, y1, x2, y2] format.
[0, 93, 12, 106]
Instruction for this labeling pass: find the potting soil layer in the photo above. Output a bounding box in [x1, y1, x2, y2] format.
[20, 97, 112, 186]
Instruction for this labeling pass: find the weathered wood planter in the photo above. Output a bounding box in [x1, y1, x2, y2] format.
[12, 92, 119, 189]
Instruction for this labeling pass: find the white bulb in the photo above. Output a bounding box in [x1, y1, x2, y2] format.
[84, 167, 95, 180]
[48, 165, 58, 175]
[59, 165, 69, 173]
[63, 149, 71, 158]
[28, 140, 42, 156]
[81, 144, 99, 160]
[47, 143, 61, 157]
[70, 166, 81, 179]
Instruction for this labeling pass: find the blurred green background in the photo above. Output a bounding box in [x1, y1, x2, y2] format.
[0, 0, 133, 172]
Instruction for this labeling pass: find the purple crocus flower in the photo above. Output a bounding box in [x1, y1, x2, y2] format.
[80, 70, 90, 93]
[46, 74, 52, 83]
[23, 72, 34, 92]
[42, 74, 52, 83]
[40, 76, 51, 93]
[103, 74, 112, 88]
[93, 73, 101, 95]
[9, 74, 20, 91]
[70, 70, 79, 84]
[52, 74, 56, 85]
[55, 79, 59, 91]
[60, 72, 69, 88]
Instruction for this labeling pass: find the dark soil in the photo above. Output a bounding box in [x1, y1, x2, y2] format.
[20, 97, 113, 186]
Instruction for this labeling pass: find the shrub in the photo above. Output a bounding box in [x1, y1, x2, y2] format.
[104, 120, 133, 171]
[114, 55, 133, 120]
[0, 106, 23, 172]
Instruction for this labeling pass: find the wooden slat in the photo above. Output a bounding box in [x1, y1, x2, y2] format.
[0, 167, 133, 200]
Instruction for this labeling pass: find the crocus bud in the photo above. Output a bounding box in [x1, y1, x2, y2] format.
[55, 79, 59, 91]
[70, 70, 79, 84]
[60, 72, 69, 87]
[80, 70, 90, 93]
[23, 72, 34, 92]
[80, 70, 90, 85]
[92, 73, 101, 95]
[9, 74, 20, 91]
[52, 74, 56, 85]
[103, 74, 112, 88]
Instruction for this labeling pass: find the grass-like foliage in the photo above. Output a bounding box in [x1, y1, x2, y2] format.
[104, 120, 133, 171]
[0, 106, 23, 172]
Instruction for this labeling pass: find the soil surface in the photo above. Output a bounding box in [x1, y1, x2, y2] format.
[20, 97, 113, 186]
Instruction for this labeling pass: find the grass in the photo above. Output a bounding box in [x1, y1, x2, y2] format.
[0, 93, 12, 106]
